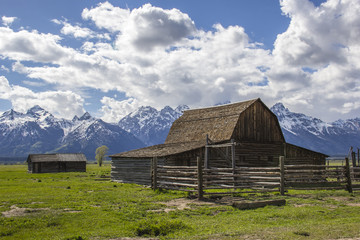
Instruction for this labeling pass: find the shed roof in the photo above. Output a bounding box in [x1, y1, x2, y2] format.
[27, 153, 87, 163]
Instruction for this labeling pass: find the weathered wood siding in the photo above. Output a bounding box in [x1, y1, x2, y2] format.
[284, 143, 326, 165]
[163, 142, 283, 168]
[111, 158, 165, 185]
[65, 162, 86, 172]
[234, 101, 284, 143]
[29, 162, 86, 173]
[164, 149, 201, 166]
[234, 142, 283, 167]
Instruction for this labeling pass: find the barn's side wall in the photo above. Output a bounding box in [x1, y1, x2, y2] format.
[163, 143, 284, 168]
[234, 101, 284, 143]
[111, 157, 165, 185]
[65, 162, 86, 172]
[28, 161, 86, 173]
[163, 142, 326, 168]
[284, 143, 327, 165]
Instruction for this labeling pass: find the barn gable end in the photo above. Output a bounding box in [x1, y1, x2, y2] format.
[233, 99, 285, 143]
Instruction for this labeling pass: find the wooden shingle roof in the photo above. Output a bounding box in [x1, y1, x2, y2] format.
[27, 153, 87, 163]
[111, 99, 259, 159]
[165, 99, 257, 144]
[110, 141, 205, 158]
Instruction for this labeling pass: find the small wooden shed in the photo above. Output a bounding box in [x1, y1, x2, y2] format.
[27, 153, 87, 173]
[111, 98, 328, 185]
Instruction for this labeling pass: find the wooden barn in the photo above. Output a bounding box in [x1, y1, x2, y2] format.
[27, 153, 87, 173]
[110, 98, 328, 185]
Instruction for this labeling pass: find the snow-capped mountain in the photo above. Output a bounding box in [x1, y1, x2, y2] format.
[118, 105, 189, 146]
[0, 106, 144, 159]
[1, 102, 359, 161]
[0, 106, 69, 157]
[271, 103, 360, 156]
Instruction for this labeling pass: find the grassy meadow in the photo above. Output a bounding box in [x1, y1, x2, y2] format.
[1, 164, 360, 240]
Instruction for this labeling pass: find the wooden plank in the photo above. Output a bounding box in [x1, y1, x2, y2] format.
[197, 156, 203, 200]
[232, 199, 286, 210]
[158, 186, 197, 192]
[157, 166, 197, 169]
[345, 157, 353, 193]
[280, 156, 285, 195]
[203, 189, 280, 195]
[203, 167, 280, 172]
[285, 165, 344, 169]
[158, 181, 198, 188]
[157, 176, 197, 182]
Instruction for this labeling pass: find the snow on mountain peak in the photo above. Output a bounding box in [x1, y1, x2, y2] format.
[0, 109, 23, 121]
[26, 105, 46, 115]
[79, 112, 93, 121]
[175, 105, 190, 113]
[72, 115, 80, 122]
[119, 104, 189, 146]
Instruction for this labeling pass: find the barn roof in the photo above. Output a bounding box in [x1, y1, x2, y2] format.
[165, 98, 257, 144]
[111, 99, 261, 159]
[27, 153, 87, 163]
[111, 141, 205, 158]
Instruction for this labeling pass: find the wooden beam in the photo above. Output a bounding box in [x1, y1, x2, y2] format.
[345, 157, 353, 193]
[352, 151, 356, 167]
[197, 156, 203, 200]
[232, 199, 286, 210]
[204, 134, 209, 169]
[152, 157, 158, 190]
[279, 156, 285, 195]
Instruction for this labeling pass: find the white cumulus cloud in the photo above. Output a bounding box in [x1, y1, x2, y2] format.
[1, 1, 360, 122]
[0, 76, 85, 119]
[100, 97, 140, 123]
[2, 16, 17, 27]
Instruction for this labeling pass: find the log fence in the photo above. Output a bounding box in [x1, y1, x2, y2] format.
[151, 155, 360, 199]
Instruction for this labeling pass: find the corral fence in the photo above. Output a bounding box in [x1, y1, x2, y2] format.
[151, 156, 360, 199]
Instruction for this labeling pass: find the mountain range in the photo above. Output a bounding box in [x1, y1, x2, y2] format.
[0, 102, 359, 162]
[270, 103, 360, 156]
[0, 106, 144, 160]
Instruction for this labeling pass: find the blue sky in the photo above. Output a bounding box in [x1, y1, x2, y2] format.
[1, 0, 359, 122]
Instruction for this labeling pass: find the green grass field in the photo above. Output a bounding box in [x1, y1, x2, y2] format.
[1, 164, 360, 240]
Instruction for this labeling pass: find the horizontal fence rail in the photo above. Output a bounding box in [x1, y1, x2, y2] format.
[151, 156, 359, 199]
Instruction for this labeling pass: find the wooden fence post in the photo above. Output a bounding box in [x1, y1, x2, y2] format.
[152, 157, 158, 190]
[345, 157, 353, 193]
[197, 156, 203, 200]
[204, 134, 209, 169]
[231, 139, 236, 188]
[279, 156, 285, 195]
[352, 151, 357, 167]
[358, 148, 360, 166]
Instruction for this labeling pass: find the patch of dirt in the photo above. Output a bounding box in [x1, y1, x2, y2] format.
[329, 238, 360, 240]
[2, 205, 50, 218]
[152, 198, 218, 213]
[293, 203, 313, 208]
[346, 203, 360, 207]
[110, 238, 158, 240]
[330, 196, 351, 202]
[330, 196, 360, 207]
[63, 208, 82, 213]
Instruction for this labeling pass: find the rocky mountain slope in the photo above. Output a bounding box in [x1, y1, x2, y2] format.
[118, 105, 189, 146]
[270, 103, 360, 156]
[0, 106, 144, 159]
